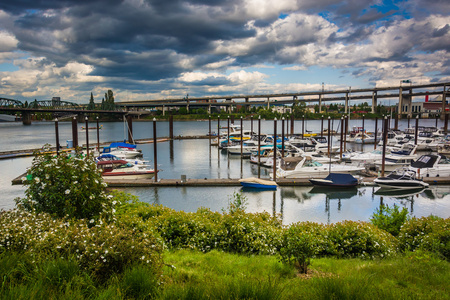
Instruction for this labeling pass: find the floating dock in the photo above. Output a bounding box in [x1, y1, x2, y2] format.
[11, 175, 450, 187]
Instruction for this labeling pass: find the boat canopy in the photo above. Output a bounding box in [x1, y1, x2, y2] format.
[109, 142, 137, 149]
[411, 155, 438, 168]
[323, 173, 358, 185]
[280, 157, 303, 170]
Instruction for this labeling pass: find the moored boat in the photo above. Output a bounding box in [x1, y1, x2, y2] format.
[374, 169, 429, 190]
[98, 160, 156, 180]
[239, 177, 277, 189]
[309, 173, 359, 187]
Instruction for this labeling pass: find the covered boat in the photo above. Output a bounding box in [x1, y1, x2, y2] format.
[239, 177, 277, 190]
[309, 173, 359, 187]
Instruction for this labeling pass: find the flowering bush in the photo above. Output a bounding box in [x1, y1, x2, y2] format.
[16, 147, 113, 221]
[398, 216, 450, 260]
[0, 208, 163, 282]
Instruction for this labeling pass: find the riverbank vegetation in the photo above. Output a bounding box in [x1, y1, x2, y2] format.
[1, 149, 449, 299]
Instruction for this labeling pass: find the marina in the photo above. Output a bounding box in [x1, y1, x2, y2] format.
[1, 118, 450, 225]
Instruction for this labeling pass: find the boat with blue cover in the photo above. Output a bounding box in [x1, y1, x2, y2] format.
[239, 177, 278, 190]
[309, 173, 359, 187]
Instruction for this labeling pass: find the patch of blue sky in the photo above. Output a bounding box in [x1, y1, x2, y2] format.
[0, 63, 19, 72]
[371, 0, 411, 20]
[278, 13, 289, 20]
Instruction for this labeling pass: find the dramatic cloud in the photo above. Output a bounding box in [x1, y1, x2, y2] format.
[0, 0, 448, 103]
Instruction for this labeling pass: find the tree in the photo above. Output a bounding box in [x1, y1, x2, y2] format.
[104, 90, 115, 110]
[87, 92, 95, 110]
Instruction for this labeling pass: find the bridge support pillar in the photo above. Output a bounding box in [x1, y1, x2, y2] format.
[344, 92, 349, 114]
[22, 112, 32, 125]
[245, 97, 249, 112]
[397, 87, 403, 126]
[319, 94, 322, 113]
[162, 105, 165, 116]
[371, 91, 377, 114]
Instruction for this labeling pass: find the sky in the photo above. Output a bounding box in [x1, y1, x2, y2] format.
[0, 0, 449, 104]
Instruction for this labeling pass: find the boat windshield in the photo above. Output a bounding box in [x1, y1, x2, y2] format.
[304, 160, 323, 167]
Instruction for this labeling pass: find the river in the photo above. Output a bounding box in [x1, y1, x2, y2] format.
[1, 117, 449, 225]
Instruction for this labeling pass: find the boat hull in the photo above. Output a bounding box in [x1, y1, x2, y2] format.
[374, 178, 428, 190]
[308, 178, 358, 187]
[240, 182, 277, 190]
[102, 171, 155, 180]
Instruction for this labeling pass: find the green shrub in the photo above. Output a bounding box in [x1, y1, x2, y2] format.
[279, 222, 326, 273]
[16, 147, 113, 221]
[219, 211, 282, 255]
[324, 221, 398, 259]
[370, 204, 410, 236]
[398, 216, 450, 260]
[0, 209, 164, 282]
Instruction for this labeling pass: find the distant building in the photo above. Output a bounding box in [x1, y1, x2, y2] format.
[402, 95, 449, 117]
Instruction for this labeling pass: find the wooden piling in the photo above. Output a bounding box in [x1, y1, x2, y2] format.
[273, 118, 277, 182]
[258, 116, 261, 178]
[290, 114, 295, 136]
[381, 116, 388, 177]
[55, 118, 60, 156]
[169, 115, 174, 139]
[72, 117, 78, 149]
[374, 117, 378, 149]
[327, 117, 331, 156]
[127, 115, 133, 144]
[85, 117, 89, 158]
[339, 117, 344, 160]
[414, 115, 419, 145]
[153, 118, 158, 182]
[96, 117, 100, 151]
[281, 117, 285, 157]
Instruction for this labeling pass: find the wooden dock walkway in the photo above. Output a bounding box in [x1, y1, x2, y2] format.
[11, 175, 450, 187]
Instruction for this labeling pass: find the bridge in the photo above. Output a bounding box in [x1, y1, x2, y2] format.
[1, 81, 449, 124]
[0, 97, 126, 125]
[115, 82, 450, 117]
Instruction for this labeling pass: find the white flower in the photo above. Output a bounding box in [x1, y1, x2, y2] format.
[34, 177, 40, 183]
[65, 189, 70, 195]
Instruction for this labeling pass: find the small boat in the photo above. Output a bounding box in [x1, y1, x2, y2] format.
[81, 124, 103, 130]
[374, 169, 429, 190]
[102, 142, 142, 159]
[98, 160, 156, 180]
[309, 173, 359, 188]
[274, 156, 364, 179]
[239, 177, 277, 190]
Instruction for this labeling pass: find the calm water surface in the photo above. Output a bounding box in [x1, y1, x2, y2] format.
[1, 118, 449, 225]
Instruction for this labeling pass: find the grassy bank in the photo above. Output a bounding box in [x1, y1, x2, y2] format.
[1, 249, 449, 299]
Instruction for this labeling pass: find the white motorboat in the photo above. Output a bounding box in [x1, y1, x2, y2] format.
[354, 132, 376, 144]
[226, 140, 259, 156]
[273, 156, 364, 179]
[408, 154, 450, 178]
[373, 144, 418, 172]
[374, 169, 429, 190]
[98, 160, 156, 180]
[102, 142, 142, 159]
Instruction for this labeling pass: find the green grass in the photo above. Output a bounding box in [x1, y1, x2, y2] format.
[1, 250, 449, 299]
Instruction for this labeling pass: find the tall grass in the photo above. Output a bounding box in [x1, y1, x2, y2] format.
[1, 250, 449, 299]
